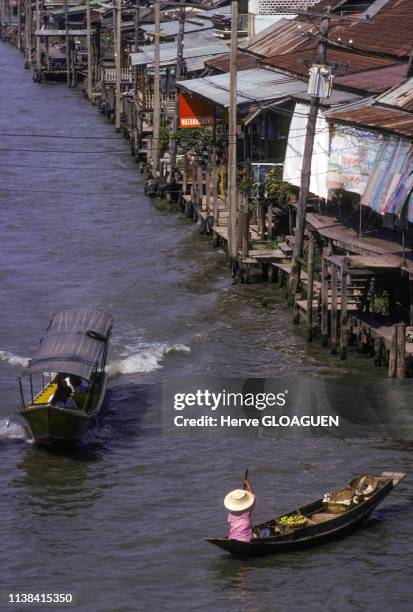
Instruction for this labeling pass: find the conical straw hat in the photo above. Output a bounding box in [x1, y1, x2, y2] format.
[224, 489, 255, 512]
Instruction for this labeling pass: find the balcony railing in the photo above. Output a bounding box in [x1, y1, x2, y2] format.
[104, 68, 133, 83]
[142, 90, 176, 110]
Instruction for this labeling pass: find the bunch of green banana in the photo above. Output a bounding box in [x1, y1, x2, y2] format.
[278, 515, 307, 528]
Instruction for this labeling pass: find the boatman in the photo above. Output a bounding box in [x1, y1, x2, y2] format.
[224, 479, 255, 542]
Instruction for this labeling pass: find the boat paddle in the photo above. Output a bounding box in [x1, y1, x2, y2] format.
[243, 468, 249, 489]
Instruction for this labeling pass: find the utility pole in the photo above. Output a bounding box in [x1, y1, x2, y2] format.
[114, 0, 122, 131]
[227, 0, 238, 260]
[168, 0, 185, 185]
[152, 0, 161, 176]
[86, 0, 92, 100]
[63, 0, 70, 86]
[35, 0, 41, 78]
[289, 13, 330, 297]
[133, 0, 140, 96]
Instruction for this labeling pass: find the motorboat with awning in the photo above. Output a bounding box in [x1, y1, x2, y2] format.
[18, 308, 113, 446]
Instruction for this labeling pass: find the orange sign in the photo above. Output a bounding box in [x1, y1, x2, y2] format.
[178, 93, 214, 129]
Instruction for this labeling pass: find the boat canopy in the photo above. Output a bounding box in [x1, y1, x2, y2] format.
[22, 308, 113, 380]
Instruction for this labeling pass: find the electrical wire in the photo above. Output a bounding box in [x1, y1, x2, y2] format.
[0, 132, 124, 140]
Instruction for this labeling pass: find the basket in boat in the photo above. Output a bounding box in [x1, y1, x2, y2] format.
[348, 475, 378, 498]
[324, 486, 356, 514]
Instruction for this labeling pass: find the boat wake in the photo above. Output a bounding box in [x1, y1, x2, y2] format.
[0, 419, 29, 442]
[0, 350, 29, 368]
[106, 342, 191, 377]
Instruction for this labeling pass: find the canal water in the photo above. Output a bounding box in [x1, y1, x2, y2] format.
[0, 42, 412, 612]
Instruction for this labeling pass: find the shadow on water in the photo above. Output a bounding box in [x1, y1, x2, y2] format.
[84, 381, 161, 452]
[7, 383, 161, 516]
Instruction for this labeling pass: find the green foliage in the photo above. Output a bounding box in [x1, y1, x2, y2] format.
[160, 117, 170, 152]
[239, 159, 254, 194]
[373, 291, 389, 315]
[264, 168, 299, 205]
[174, 124, 226, 158]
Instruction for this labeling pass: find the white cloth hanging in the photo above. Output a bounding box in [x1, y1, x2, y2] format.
[282, 102, 330, 200]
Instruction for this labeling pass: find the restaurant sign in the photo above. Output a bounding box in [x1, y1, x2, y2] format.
[178, 93, 214, 129]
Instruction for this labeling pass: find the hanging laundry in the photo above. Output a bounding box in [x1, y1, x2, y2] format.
[282, 102, 330, 200]
[327, 126, 382, 196]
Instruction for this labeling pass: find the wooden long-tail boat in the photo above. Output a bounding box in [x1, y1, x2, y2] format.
[207, 472, 406, 557]
[18, 308, 113, 446]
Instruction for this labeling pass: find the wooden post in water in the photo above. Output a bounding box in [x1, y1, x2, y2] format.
[321, 249, 329, 346]
[63, 0, 70, 86]
[168, 0, 185, 185]
[340, 261, 349, 359]
[267, 203, 273, 242]
[227, 0, 238, 260]
[182, 154, 188, 194]
[152, 0, 161, 175]
[396, 322, 406, 379]
[197, 165, 203, 209]
[114, 0, 122, 131]
[211, 120, 218, 221]
[25, 0, 32, 68]
[306, 232, 315, 342]
[330, 264, 338, 354]
[86, 0, 93, 100]
[191, 157, 197, 205]
[239, 211, 249, 258]
[388, 323, 397, 378]
[205, 167, 211, 213]
[35, 0, 41, 78]
[409, 274, 413, 326]
[17, 0, 21, 50]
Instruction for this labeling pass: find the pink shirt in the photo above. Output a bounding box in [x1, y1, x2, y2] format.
[227, 511, 253, 542]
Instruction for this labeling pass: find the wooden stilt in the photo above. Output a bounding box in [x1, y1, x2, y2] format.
[340, 261, 349, 359]
[212, 147, 218, 223]
[388, 323, 397, 378]
[321, 249, 329, 346]
[330, 264, 338, 354]
[409, 274, 413, 326]
[396, 322, 406, 379]
[205, 168, 211, 213]
[260, 202, 266, 240]
[267, 204, 273, 242]
[306, 233, 315, 342]
[183, 154, 188, 194]
[197, 165, 203, 209]
[191, 158, 196, 203]
[239, 211, 249, 258]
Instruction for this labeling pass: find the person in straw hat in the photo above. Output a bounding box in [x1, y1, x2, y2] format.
[224, 478, 255, 542]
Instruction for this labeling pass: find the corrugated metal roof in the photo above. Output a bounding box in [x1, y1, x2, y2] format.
[205, 51, 258, 73]
[261, 44, 396, 78]
[328, 0, 413, 59]
[177, 67, 360, 108]
[335, 63, 407, 94]
[377, 77, 413, 112]
[177, 68, 307, 107]
[141, 17, 212, 38]
[130, 37, 229, 67]
[240, 18, 314, 58]
[325, 97, 413, 138]
[185, 54, 223, 72]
